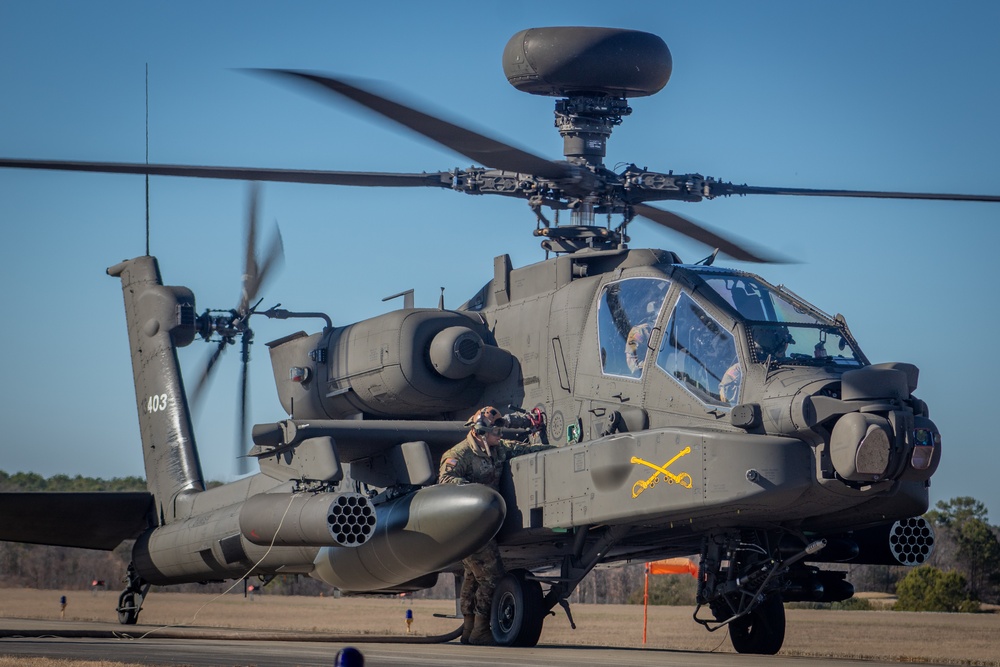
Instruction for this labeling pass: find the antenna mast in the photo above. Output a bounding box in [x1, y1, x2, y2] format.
[145, 63, 150, 256]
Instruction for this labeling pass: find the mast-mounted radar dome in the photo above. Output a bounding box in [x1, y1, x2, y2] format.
[502, 27, 672, 98]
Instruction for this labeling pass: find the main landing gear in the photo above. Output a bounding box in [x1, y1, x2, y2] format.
[488, 526, 627, 647]
[491, 570, 545, 647]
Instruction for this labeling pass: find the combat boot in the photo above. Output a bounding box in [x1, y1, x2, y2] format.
[469, 614, 495, 646]
[460, 614, 475, 644]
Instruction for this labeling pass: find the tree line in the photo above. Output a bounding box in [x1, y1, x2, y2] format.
[2, 472, 998, 609]
[0, 471, 147, 493]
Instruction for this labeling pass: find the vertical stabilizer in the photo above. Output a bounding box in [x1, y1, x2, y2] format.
[108, 256, 205, 524]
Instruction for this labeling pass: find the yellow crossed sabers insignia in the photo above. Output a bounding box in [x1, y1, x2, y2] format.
[631, 446, 693, 498]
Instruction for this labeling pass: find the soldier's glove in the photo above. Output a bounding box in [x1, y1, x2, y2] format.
[503, 407, 547, 433]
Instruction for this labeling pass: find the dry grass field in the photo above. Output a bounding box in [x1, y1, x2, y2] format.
[1, 588, 998, 666]
[0, 661, 134, 667]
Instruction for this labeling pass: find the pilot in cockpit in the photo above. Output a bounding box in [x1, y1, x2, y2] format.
[752, 325, 794, 360]
[625, 299, 658, 374]
[719, 363, 741, 403]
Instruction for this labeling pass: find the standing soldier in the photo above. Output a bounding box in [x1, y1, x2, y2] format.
[438, 406, 552, 645]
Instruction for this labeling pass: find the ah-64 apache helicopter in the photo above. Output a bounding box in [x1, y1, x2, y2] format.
[1, 27, 997, 655]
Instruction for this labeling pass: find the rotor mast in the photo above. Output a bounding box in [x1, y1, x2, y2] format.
[555, 96, 631, 226]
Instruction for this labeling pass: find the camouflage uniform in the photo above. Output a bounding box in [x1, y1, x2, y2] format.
[439, 432, 551, 616]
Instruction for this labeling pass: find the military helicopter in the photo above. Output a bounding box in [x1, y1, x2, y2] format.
[1, 27, 997, 654]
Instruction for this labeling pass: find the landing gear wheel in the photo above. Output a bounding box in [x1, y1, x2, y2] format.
[117, 591, 139, 625]
[116, 561, 149, 626]
[729, 594, 785, 655]
[491, 570, 544, 647]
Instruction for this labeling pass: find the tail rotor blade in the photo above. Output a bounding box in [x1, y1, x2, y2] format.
[239, 184, 261, 316]
[238, 183, 284, 317]
[190, 340, 227, 409]
[255, 225, 284, 301]
[236, 334, 252, 475]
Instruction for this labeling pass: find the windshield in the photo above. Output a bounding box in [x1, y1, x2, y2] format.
[692, 269, 865, 367]
[657, 292, 741, 407]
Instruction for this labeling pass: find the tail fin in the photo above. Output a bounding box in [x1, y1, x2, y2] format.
[108, 256, 205, 524]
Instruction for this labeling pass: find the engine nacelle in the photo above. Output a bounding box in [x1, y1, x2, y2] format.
[267, 309, 514, 419]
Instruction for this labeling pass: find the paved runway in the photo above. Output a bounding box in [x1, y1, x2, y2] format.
[0, 618, 956, 667]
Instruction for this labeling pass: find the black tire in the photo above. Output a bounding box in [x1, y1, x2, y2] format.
[729, 594, 785, 655]
[117, 591, 139, 625]
[490, 571, 545, 647]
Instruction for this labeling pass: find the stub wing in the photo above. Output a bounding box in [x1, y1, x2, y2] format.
[250, 419, 471, 462]
[0, 492, 154, 550]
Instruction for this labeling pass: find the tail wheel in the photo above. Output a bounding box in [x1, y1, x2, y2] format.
[491, 570, 544, 647]
[729, 593, 785, 655]
[117, 591, 139, 625]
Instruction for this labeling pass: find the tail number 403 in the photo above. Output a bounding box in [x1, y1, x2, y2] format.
[145, 393, 170, 414]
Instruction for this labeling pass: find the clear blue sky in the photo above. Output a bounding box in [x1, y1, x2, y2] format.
[1, 2, 998, 519]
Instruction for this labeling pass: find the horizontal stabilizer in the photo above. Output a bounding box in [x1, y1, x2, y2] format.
[0, 492, 153, 550]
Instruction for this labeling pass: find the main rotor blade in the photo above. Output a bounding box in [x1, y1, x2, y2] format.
[258, 69, 574, 183]
[633, 203, 787, 264]
[717, 183, 1000, 203]
[0, 158, 452, 188]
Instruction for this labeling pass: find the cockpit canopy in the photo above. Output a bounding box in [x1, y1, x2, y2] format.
[595, 266, 866, 409]
[690, 268, 866, 368]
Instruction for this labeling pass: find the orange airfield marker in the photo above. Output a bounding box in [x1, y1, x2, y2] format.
[648, 558, 699, 577]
